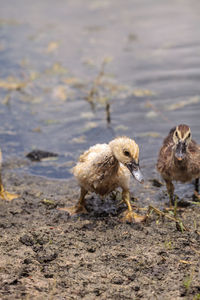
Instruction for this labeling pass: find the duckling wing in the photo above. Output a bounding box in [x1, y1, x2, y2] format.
[163, 127, 175, 147]
[74, 144, 110, 181]
[74, 143, 123, 195]
[188, 140, 200, 177]
[157, 132, 174, 176]
[78, 144, 109, 163]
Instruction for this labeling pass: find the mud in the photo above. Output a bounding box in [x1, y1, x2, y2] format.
[0, 164, 200, 300]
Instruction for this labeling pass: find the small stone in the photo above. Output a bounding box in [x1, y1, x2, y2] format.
[19, 234, 34, 246]
[111, 276, 124, 285]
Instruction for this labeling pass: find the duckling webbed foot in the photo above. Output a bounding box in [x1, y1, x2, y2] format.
[121, 189, 146, 223]
[58, 204, 88, 215]
[0, 191, 19, 201]
[58, 187, 88, 215]
[0, 184, 19, 201]
[122, 210, 147, 223]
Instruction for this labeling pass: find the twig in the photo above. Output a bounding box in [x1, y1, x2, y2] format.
[85, 60, 107, 108]
[106, 102, 111, 124]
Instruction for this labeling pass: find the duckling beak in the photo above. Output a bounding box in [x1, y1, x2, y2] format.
[132, 168, 144, 183]
[175, 141, 186, 161]
[126, 162, 144, 184]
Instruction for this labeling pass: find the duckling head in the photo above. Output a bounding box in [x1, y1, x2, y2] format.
[173, 124, 191, 161]
[109, 137, 144, 183]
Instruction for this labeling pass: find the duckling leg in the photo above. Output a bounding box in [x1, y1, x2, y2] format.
[0, 174, 19, 201]
[165, 180, 175, 207]
[193, 178, 200, 200]
[59, 187, 88, 215]
[195, 178, 199, 193]
[121, 189, 146, 223]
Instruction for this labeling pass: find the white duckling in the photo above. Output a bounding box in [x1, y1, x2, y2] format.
[63, 136, 145, 222]
[0, 149, 19, 201]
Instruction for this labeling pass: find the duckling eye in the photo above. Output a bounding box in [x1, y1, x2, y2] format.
[187, 133, 191, 139]
[175, 131, 178, 138]
[124, 150, 130, 157]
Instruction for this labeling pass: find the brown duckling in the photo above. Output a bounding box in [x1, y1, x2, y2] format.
[62, 136, 145, 222]
[157, 124, 200, 205]
[0, 149, 19, 201]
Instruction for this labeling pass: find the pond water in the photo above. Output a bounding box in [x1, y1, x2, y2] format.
[0, 0, 200, 188]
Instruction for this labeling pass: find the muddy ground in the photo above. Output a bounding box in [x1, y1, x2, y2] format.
[0, 160, 200, 300]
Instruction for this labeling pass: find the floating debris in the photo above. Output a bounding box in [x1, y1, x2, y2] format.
[53, 85, 68, 101]
[80, 112, 95, 119]
[29, 71, 40, 81]
[139, 132, 161, 138]
[167, 96, 200, 111]
[115, 125, 128, 131]
[45, 63, 68, 75]
[72, 135, 86, 144]
[0, 77, 27, 90]
[43, 119, 60, 125]
[26, 150, 58, 162]
[62, 77, 85, 88]
[84, 122, 98, 131]
[32, 127, 42, 133]
[146, 111, 158, 118]
[46, 41, 60, 53]
[133, 89, 155, 97]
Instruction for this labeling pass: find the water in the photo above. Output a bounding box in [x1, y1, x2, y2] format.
[0, 0, 200, 184]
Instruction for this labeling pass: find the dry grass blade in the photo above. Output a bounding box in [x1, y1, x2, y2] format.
[190, 246, 200, 255]
[147, 205, 189, 231]
[179, 260, 196, 265]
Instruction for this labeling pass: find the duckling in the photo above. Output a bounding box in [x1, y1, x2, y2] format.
[63, 136, 145, 222]
[157, 124, 200, 205]
[0, 149, 19, 201]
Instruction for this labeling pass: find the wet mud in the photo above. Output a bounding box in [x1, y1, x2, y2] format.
[0, 165, 200, 300]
